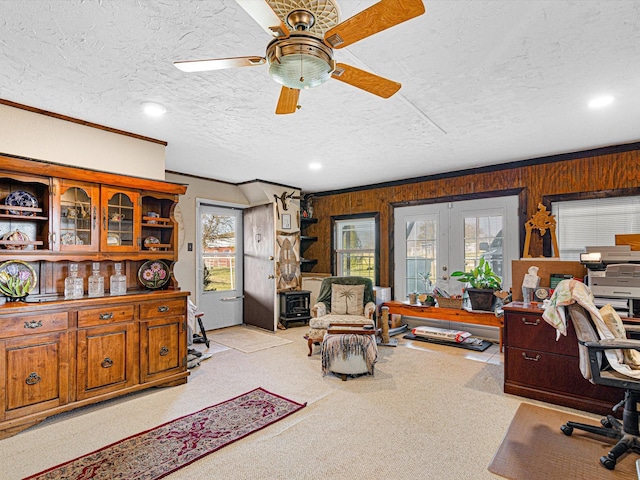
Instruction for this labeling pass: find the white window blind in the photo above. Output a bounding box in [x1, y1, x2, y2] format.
[552, 196, 640, 260]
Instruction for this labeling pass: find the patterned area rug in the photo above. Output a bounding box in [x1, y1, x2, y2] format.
[25, 388, 306, 480]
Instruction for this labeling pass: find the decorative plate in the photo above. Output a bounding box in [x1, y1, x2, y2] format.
[107, 233, 121, 246]
[0, 260, 37, 298]
[138, 260, 171, 290]
[2, 230, 30, 250]
[5, 190, 38, 216]
[144, 236, 160, 251]
[61, 232, 84, 246]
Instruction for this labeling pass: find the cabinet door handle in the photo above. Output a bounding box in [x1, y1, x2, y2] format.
[159, 346, 169, 356]
[102, 207, 106, 229]
[99, 312, 114, 320]
[521, 317, 541, 326]
[101, 357, 114, 368]
[157, 305, 169, 312]
[25, 372, 41, 385]
[93, 206, 97, 230]
[522, 352, 541, 362]
[24, 320, 43, 329]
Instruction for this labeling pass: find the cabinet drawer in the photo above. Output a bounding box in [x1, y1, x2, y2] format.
[506, 312, 578, 356]
[0, 312, 68, 339]
[140, 298, 185, 319]
[78, 305, 135, 327]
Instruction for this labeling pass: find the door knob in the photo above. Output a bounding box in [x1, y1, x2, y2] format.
[442, 275, 448, 280]
[269, 256, 274, 260]
[267, 274, 275, 279]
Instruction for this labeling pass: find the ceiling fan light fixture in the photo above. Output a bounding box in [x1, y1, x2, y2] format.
[267, 35, 334, 89]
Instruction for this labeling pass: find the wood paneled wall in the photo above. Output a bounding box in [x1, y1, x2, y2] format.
[304, 146, 640, 289]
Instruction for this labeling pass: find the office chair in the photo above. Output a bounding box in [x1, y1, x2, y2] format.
[560, 303, 640, 470]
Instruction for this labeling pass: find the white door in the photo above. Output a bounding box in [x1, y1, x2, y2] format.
[394, 196, 519, 301]
[196, 203, 244, 330]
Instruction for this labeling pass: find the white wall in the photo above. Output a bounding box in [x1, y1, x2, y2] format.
[0, 104, 165, 180]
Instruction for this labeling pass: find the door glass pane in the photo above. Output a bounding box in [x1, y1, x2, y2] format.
[406, 218, 437, 294]
[201, 212, 236, 292]
[61, 187, 91, 246]
[463, 215, 504, 277]
[107, 193, 134, 246]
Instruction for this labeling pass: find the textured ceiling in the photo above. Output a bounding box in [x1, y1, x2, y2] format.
[1, 1, 639, 193]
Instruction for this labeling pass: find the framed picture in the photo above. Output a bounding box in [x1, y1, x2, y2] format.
[282, 214, 291, 230]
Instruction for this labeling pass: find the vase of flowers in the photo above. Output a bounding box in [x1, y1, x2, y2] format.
[0, 260, 37, 301]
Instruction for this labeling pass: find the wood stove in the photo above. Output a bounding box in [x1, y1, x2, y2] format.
[279, 290, 311, 327]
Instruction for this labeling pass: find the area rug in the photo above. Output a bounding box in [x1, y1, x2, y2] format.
[209, 326, 293, 353]
[403, 333, 493, 351]
[488, 403, 636, 479]
[25, 388, 306, 480]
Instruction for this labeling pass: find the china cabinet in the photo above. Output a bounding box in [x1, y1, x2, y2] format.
[54, 179, 100, 252]
[0, 154, 189, 439]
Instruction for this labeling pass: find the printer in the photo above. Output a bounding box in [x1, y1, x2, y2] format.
[580, 245, 640, 317]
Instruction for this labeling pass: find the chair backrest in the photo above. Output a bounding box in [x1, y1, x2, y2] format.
[316, 276, 374, 313]
[567, 303, 603, 383]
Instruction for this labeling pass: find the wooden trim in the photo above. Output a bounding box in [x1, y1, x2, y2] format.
[0, 154, 187, 195]
[313, 141, 640, 197]
[0, 99, 167, 146]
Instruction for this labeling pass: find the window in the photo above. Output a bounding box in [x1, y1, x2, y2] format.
[333, 214, 379, 283]
[552, 195, 640, 260]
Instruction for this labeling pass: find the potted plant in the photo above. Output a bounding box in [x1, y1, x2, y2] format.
[451, 258, 502, 311]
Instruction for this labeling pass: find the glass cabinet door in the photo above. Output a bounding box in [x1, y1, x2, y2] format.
[56, 180, 99, 251]
[101, 187, 140, 252]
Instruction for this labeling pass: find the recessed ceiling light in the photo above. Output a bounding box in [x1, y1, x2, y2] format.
[309, 162, 322, 170]
[588, 96, 614, 109]
[141, 102, 167, 116]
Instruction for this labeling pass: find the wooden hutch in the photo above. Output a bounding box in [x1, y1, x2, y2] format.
[0, 155, 189, 439]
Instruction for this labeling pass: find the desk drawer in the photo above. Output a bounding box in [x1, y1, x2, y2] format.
[0, 312, 68, 339]
[506, 347, 619, 402]
[78, 305, 135, 327]
[506, 312, 578, 356]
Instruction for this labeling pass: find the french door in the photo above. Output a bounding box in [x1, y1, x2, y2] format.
[196, 202, 243, 330]
[394, 196, 519, 302]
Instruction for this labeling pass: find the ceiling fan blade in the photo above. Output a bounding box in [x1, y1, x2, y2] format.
[174, 56, 265, 73]
[236, 0, 290, 38]
[275, 87, 300, 115]
[332, 63, 401, 98]
[324, 0, 425, 49]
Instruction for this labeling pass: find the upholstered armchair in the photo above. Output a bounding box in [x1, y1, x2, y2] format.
[305, 276, 376, 355]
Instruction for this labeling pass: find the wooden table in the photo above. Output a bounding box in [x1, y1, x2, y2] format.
[327, 323, 377, 335]
[382, 300, 504, 351]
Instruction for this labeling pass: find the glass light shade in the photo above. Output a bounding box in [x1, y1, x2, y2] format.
[269, 54, 332, 89]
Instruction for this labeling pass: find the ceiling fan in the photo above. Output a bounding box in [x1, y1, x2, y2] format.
[174, 0, 425, 114]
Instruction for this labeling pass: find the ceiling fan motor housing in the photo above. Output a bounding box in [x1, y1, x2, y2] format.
[266, 34, 335, 89]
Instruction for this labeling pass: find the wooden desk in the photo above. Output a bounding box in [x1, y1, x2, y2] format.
[382, 300, 504, 351]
